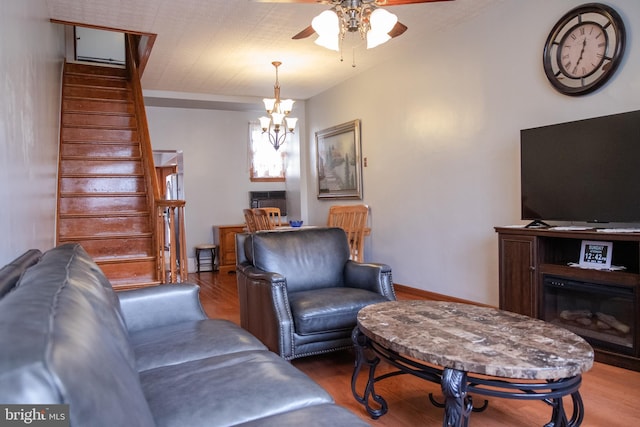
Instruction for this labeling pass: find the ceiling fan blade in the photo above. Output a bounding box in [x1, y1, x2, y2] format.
[388, 21, 408, 38]
[292, 25, 316, 39]
[375, 0, 454, 5]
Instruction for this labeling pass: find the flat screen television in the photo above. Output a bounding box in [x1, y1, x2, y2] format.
[520, 110, 640, 225]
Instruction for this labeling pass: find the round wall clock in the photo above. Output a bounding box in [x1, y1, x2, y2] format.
[543, 3, 626, 96]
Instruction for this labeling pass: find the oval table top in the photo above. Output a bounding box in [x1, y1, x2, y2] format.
[357, 300, 594, 380]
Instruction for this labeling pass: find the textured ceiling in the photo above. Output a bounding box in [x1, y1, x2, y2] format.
[45, 0, 503, 103]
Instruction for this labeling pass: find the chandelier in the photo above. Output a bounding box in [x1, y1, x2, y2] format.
[311, 1, 399, 51]
[259, 61, 297, 151]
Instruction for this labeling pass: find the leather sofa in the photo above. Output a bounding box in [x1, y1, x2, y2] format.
[236, 227, 396, 360]
[0, 243, 370, 427]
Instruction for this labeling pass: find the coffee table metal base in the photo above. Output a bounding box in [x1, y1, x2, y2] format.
[351, 327, 585, 427]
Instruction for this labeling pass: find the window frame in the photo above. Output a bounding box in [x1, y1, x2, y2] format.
[248, 121, 286, 182]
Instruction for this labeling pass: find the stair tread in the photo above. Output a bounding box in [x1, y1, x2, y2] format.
[60, 156, 142, 161]
[60, 172, 144, 178]
[111, 281, 162, 290]
[66, 82, 128, 89]
[95, 255, 156, 263]
[64, 96, 132, 104]
[65, 71, 127, 79]
[59, 192, 146, 197]
[59, 182, 145, 187]
[59, 211, 149, 218]
[58, 232, 153, 241]
[64, 111, 134, 117]
[62, 123, 138, 130]
[60, 172, 144, 176]
[64, 69, 127, 79]
[61, 140, 138, 145]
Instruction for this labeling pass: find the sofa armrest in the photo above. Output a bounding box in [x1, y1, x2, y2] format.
[236, 263, 294, 357]
[344, 261, 396, 301]
[117, 284, 208, 333]
[0, 249, 42, 298]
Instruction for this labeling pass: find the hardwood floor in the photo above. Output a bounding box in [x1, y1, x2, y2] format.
[189, 271, 640, 427]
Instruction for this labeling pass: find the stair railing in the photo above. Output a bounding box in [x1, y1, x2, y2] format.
[156, 200, 188, 283]
[125, 34, 187, 283]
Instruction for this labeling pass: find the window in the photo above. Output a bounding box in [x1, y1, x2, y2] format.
[249, 121, 286, 182]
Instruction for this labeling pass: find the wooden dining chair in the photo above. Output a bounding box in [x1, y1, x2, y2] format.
[327, 204, 368, 262]
[252, 208, 274, 231]
[243, 208, 258, 232]
[261, 207, 283, 227]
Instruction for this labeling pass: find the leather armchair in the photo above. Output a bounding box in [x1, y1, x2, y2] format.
[236, 227, 396, 360]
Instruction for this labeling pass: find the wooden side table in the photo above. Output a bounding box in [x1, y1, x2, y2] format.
[213, 224, 246, 274]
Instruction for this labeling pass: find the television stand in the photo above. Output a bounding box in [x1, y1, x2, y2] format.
[495, 226, 640, 371]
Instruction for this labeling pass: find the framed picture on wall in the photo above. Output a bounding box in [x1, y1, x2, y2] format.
[579, 240, 613, 269]
[316, 119, 363, 199]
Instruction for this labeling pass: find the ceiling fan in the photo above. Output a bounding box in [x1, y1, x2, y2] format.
[253, 0, 454, 50]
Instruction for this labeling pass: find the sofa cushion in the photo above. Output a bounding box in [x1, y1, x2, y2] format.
[0, 243, 155, 427]
[131, 319, 267, 371]
[245, 228, 350, 292]
[140, 350, 334, 427]
[288, 287, 389, 335]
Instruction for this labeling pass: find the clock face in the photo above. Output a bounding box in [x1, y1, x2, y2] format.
[558, 22, 607, 79]
[543, 4, 625, 96]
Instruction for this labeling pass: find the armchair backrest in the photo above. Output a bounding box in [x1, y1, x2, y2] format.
[240, 227, 350, 292]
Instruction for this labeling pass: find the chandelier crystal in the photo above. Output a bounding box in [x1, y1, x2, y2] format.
[311, 1, 399, 52]
[259, 61, 297, 151]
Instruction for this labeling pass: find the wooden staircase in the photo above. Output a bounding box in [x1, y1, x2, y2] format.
[57, 62, 159, 289]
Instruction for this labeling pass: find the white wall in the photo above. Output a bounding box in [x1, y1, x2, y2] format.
[304, 0, 640, 305]
[145, 104, 303, 265]
[0, 1, 64, 264]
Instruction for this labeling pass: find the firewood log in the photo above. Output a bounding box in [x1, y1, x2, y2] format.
[560, 309, 591, 320]
[596, 312, 630, 334]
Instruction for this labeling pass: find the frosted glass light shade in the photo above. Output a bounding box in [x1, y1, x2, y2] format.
[280, 99, 295, 114]
[312, 10, 340, 51]
[367, 31, 391, 49]
[271, 112, 285, 127]
[315, 35, 339, 51]
[285, 117, 298, 131]
[259, 116, 271, 131]
[370, 8, 397, 34]
[312, 10, 339, 36]
[263, 98, 276, 112]
[367, 8, 397, 49]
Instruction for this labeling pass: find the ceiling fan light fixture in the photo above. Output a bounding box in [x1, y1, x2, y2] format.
[312, 10, 340, 51]
[315, 35, 340, 51]
[367, 8, 397, 49]
[366, 31, 391, 49]
[312, 10, 339, 37]
[370, 8, 398, 35]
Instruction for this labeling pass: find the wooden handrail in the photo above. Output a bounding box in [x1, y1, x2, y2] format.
[125, 34, 187, 283]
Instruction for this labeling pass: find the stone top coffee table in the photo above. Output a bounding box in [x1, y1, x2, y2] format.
[351, 300, 594, 427]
